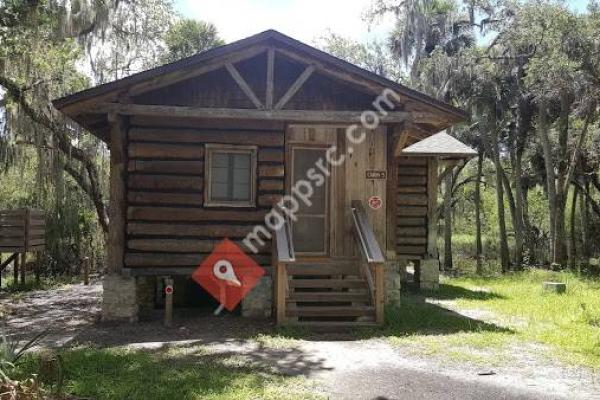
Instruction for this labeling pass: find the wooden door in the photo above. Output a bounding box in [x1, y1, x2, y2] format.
[289, 145, 330, 256]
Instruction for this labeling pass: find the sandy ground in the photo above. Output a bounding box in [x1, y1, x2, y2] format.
[1, 283, 599, 400]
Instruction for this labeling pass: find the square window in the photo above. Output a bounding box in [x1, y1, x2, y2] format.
[206, 145, 256, 207]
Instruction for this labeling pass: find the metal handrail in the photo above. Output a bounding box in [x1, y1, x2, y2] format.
[350, 200, 385, 264]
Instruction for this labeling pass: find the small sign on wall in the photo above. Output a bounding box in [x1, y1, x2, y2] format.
[366, 170, 387, 180]
[367, 196, 383, 210]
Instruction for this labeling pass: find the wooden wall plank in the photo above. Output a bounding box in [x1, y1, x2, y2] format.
[258, 149, 285, 162]
[128, 192, 203, 206]
[129, 143, 204, 160]
[129, 128, 283, 146]
[259, 179, 284, 191]
[396, 206, 428, 217]
[258, 165, 285, 178]
[125, 253, 271, 267]
[128, 206, 267, 222]
[127, 222, 255, 237]
[128, 160, 203, 175]
[128, 174, 203, 191]
[396, 193, 428, 205]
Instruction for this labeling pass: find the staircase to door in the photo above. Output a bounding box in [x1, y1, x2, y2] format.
[285, 261, 376, 326]
[273, 201, 385, 328]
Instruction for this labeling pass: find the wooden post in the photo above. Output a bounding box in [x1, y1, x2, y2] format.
[20, 253, 26, 286]
[375, 263, 385, 325]
[13, 255, 18, 287]
[34, 251, 40, 285]
[107, 113, 128, 275]
[386, 125, 402, 256]
[164, 277, 173, 327]
[265, 47, 275, 110]
[276, 263, 286, 325]
[82, 257, 90, 285]
[21, 208, 29, 287]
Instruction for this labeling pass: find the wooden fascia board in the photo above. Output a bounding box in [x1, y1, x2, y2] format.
[95, 103, 439, 124]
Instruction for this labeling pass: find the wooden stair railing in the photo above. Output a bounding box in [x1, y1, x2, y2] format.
[272, 210, 295, 325]
[350, 200, 386, 325]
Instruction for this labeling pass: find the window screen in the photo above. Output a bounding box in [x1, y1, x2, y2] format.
[207, 147, 256, 206]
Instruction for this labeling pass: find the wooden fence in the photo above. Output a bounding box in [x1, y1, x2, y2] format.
[0, 209, 45, 253]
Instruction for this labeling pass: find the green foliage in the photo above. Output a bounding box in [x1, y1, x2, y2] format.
[163, 19, 225, 63]
[316, 32, 404, 81]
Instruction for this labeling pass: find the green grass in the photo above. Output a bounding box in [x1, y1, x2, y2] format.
[441, 269, 600, 368]
[350, 269, 600, 369]
[360, 293, 516, 366]
[14, 345, 322, 400]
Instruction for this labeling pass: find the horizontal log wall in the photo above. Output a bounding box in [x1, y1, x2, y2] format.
[395, 157, 428, 259]
[125, 121, 285, 273]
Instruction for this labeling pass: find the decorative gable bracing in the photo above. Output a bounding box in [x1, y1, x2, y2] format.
[133, 51, 377, 112]
[53, 30, 468, 144]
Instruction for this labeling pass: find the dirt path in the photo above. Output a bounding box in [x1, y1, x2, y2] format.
[1, 283, 598, 400]
[0, 282, 102, 347]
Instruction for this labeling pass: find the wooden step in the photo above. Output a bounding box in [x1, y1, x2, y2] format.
[287, 263, 358, 276]
[289, 278, 367, 289]
[287, 305, 374, 317]
[288, 292, 369, 302]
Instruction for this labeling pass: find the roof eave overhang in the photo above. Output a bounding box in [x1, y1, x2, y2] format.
[53, 30, 469, 140]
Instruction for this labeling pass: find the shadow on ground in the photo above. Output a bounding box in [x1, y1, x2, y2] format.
[17, 338, 328, 399]
[422, 283, 506, 301]
[371, 294, 513, 337]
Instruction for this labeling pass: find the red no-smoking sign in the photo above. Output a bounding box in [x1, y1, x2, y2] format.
[192, 238, 265, 311]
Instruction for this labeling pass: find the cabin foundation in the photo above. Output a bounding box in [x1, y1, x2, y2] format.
[385, 261, 402, 306]
[102, 274, 139, 322]
[241, 276, 272, 318]
[136, 276, 156, 317]
[419, 259, 440, 290]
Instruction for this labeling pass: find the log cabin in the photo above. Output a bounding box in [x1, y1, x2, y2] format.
[53, 30, 476, 327]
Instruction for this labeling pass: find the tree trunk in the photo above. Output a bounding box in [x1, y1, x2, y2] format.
[494, 159, 511, 273]
[553, 95, 572, 267]
[554, 192, 568, 268]
[569, 184, 578, 270]
[581, 181, 590, 259]
[444, 169, 453, 271]
[538, 100, 558, 264]
[482, 115, 510, 273]
[512, 150, 525, 268]
[521, 186, 537, 264]
[475, 151, 484, 274]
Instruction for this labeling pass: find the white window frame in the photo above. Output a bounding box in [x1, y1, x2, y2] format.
[204, 144, 257, 208]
